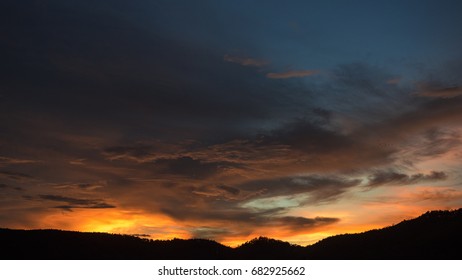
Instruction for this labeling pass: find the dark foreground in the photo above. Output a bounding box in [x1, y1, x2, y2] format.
[1, 208, 461, 259]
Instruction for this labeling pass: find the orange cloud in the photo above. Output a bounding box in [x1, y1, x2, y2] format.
[2, 85, 462, 247]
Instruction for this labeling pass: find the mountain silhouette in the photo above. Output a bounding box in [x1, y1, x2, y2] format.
[234, 236, 305, 259]
[0, 229, 232, 259]
[1, 208, 461, 259]
[305, 208, 462, 259]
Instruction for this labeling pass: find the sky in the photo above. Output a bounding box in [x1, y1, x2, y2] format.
[1, 0, 462, 246]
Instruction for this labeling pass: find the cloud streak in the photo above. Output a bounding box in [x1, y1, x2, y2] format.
[367, 171, 448, 187]
[416, 83, 462, 98]
[223, 54, 269, 67]
[36, 195, 116, 211]
[0, 157, 39, 166]
[266, 70, 318, 79]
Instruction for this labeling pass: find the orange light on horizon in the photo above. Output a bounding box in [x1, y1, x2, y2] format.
[20, 187, 462, 248]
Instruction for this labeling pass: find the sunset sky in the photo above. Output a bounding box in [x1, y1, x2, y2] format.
[1, 0, 462, 246]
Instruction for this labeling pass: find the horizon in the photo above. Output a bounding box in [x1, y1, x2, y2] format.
[2, 206, 460, 248]
[1, 0, 462, 248]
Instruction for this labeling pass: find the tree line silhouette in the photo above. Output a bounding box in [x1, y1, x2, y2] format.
[1, 208, 461, 259]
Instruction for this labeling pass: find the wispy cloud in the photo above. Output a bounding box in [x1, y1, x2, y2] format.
[367, 171, 448, 187]
[416, 85, 462, 98]
[0, 170, 33, 181]
[266, 69, 318, 79]
[52, 182, 105, 191]
[36, 195, 116, 211]
[272, 216, 339, 232]
[386, 77, 401, 85]
[0, 156, 39, 165]
[223, 54, 269, 67]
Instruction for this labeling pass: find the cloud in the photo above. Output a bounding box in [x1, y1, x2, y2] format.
[261, 118, 351, 153]
[187, 173, 362, 206]
[159, 201, 285, 224]
[367, 171, 448, 187]
[200, 117, 396, 173]
[386, 77, 401, 85]
[153, 156, 242, 179]
[223, 54, 269, 67]
[217, 185, 240, 195]
[132, 115, 391, 184]
[413, 188, 462, 202]
[416, 84, 462, 98]
[370, 187, 462, 206]
[317, 63, 412, 121]
[266, 70, 318, 79]
[411, 128, 461, 158]
[271, 216, 339, 231]
[69, 158, 86, 165]
[36, 195, 116, 211]
[103, 145, 159, 162]
[0, 183, 23, 191]
[189, 215, 339, 239]
[0, 157, 37, 164]
[238, 175, 362, 202]
[53, 182, 105, 191]
[155, 195, 340, 238]
[192, 184, 244, 200]
[0, 156, 39, 166]
[0, 170, 33, 181]
[102, 142, 191, 162]
[366, 96, 462, 151]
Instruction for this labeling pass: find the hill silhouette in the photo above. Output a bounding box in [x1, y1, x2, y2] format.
[0, 229, 232, 259]
[306, 208, 462, 259]
[234, 236, 305, 259]
[1, 208, 461, 259]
